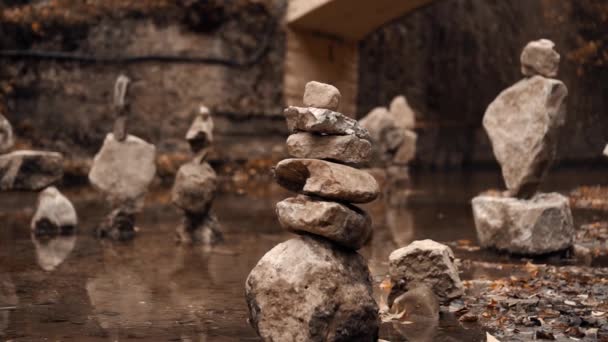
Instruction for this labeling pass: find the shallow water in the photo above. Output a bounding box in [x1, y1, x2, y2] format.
[1, 168, 607, 341]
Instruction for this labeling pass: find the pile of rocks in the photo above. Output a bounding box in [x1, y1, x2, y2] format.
[89, 75, 157, 240]
[171, 105, 222, 244]
[359, 95, 417, 167]
[472, 39, 574, 255]
[245, 81, 380, 341]
[0, 113, 63, 191]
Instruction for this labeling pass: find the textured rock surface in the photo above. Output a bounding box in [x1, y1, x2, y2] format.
[97, 208, 136, 241]
[245, 236, 379, 342]
[520, 39, 560, 77]
[274, 158, 379, 203]
[286, 132, 371, 164]
[483, 76, 567, 198]
[0, 150, 63, 190]
[390, 286, 439, 321]
[185, 106, 214, 153]
[389, 95, 416, 130]
[360, 107, 417, 165]
[171, 160, 217, 214]
[0, 114, 14, 153]
[389, 239, 464, 304]
[303, 81, 341, 111]
[31, 187, 77, 233]
[276, 195, 372, 250]
[284, 106, 370, 140]
[89, 133, 156, 203]
[471, 193, 574, 255]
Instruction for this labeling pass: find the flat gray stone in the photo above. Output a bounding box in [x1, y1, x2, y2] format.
[303, 81, 341, 111]
[389, 239, 464, 304]
[89, 133, 156, 204]
[0, 113, 14, 153]
[31, 186, 77, 231]
[284, 106, 370, 140]
[246, 235, 379, 342]
[274, 158, 379, 203]
[0, 150, 63, 190]
[483, 76, 567, 198]
[171, 160, 217, 214]
[471, 192, 574, 255]
[276, 195, 372, 250]
[286, 132, 371, 164]
[186, 105, 214, 153]
[521, 39, 560, 77]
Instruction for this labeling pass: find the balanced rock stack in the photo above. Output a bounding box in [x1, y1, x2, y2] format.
[171, 106, 222, 244]
[359, 95, 417, 167]
[246, 81, 380, 341]
[472, 39, 574, 255]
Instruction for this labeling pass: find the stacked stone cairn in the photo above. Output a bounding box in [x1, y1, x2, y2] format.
[359, 95, 417, 167]
[89, 75, 156, 240]
[171, 105, 222, 244]
[245, 81, 380, 341]
[472, 39, 574, 255]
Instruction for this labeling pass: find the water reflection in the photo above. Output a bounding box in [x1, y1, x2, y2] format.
[0, 274, 17, 338]
[31, 233, 77, 271]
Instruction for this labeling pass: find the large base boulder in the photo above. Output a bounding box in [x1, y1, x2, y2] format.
[471, 192, 574, 255]
[246, 236, 379, 342]
[389, 240, 464, 304]
[0, 151, 63, 190]
[89, 133, 156, 204]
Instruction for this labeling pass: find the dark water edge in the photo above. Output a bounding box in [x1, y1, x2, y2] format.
[0, 168, 607, 341]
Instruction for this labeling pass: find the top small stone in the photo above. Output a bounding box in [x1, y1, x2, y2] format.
[520, 39, 560, 78]
[303, 81, 341, 111]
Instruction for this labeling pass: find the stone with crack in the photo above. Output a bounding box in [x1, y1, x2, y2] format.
[284, 106, 370, 140]
[286, 132, 371, 164]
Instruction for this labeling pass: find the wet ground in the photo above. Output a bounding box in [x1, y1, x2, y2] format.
[1, 168, 608, 341]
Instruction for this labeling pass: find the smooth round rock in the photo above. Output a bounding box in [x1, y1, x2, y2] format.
[171, 160, 217, 214]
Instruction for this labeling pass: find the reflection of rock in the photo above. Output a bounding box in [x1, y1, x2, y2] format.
[0, 113, 14, 153]
[31, 187, 77, 235]
[391, 319, 438, 342]
[32, 234, 77, 271]
[471, 193, 574, 254]
[246, 236, 379, 341]
[386, 203, 415, 248]
[0, 151, 63, 190]
[89, 133, 156, 205]
[390, 286, 439, 321]
[389, 240, 464, 304]
[0, 274, 17, 338]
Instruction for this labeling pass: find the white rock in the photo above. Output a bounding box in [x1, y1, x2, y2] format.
[471, 192, 574, 255]
[245, 236, 379, 341]
[389, 95, 416, 130]
[186, 106, 214, 153]
[31, 186, 77, 232]
[520, 39, 560, 77]
[389, 239, 464, 304]
[32, 234, 76, 271]
[89, 133, 156, 204]
[483, 76, 567, 198]
[303, 81, 341, 111]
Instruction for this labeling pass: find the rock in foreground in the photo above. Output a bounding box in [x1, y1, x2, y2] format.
[274, 158, 379, 203]
[246, 236, 379, 342]
[286, 132, 371, 164]
[284, 106, 370, 140]
[520, 39, 560, 77]
[0, 150, 63, 190]
[389, 239, 464, 304]
[303, 81, 341, 111]
[31, 186, 77, 234]
[276, 195, 372, 250]
[89, 133, 156, 204]
[171, 160, 217, 214]
[471, 193, 574, 255]
[483, 76, 567, 198]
